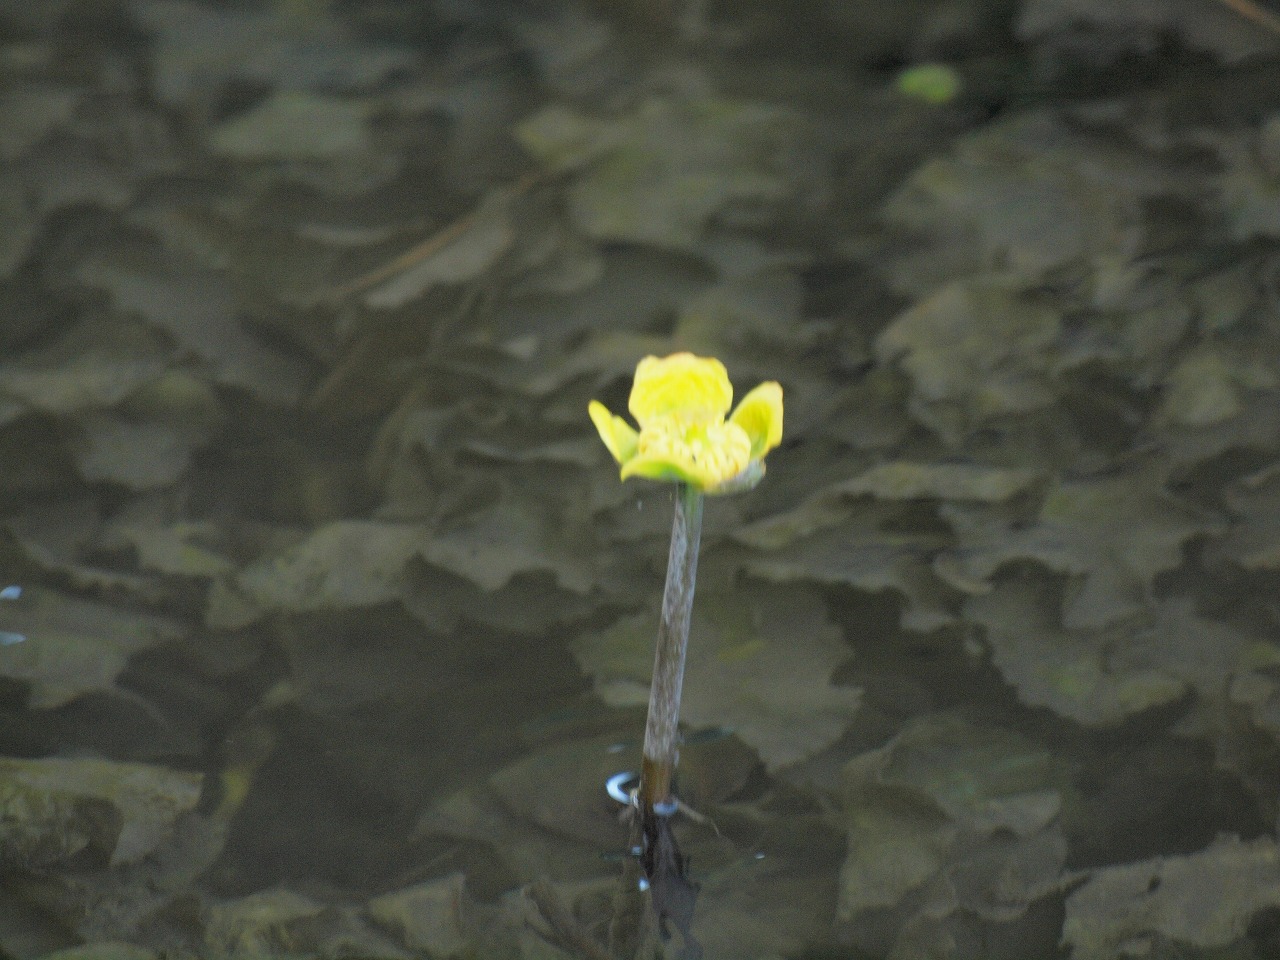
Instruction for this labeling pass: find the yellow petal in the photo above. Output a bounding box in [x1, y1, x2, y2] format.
[588, 400, 638, 465]
[728, 381, 783, 458]
[621, 454, 718, 488]
[706, 459, 765, 495]
[622, 415, 752, 491]
[628, 353, 733, 425]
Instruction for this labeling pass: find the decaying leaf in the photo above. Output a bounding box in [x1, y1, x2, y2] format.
[518, 93, 806, 251]
[202, 889, 327, 956]
[210, 91, 373, 163]
[845, 715, 1061, 838]
[838, 786, 957, 916]
[362, 191, 516, 310]
[226, 520, 426, 620]
[968, 575, 1259, 726]
[733, 495, 956, 632]
[366, 873, 471, 956]
[574, 582, 859, 769]
[1209, 462, 1280, 572]
[690, 821, 841, 960]
[0, 85, 83, 160]
[838, 715, 1065, 951]
[488, 731, 646, 849]
[71, 244, 309, 404]
[417, 498, 597, 594]
[0, 756, 201, 867]
[875, 279, 1061, 444]
[108, 521, 237, 579]
[836, 461, 1043, 504]
[940, 463, 1220, 629]
[0, 586, 183, 709]
[69, 414, 209, 490]
[1158, 343, 1279, 428]
[1063, 835, 1280, 960]
[1019, 0, 1274, 67]
[0, 178, 36, 276]
[35, 944, 160, 960]
[881, 111, 1176, 293]
[1218, 117, 1280, 241]
[136, 0, 412, 107]
[0, 321, 167, 418]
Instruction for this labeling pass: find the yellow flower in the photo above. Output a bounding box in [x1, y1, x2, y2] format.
[589, 353, 783, 494]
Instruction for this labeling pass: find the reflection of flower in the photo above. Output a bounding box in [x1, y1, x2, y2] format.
[589, 353, 783, 494]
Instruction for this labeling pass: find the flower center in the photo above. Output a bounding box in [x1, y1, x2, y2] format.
[638, 415, 752, 484]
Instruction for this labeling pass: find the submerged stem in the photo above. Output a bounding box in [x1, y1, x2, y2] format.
[639, 482, 704, 813]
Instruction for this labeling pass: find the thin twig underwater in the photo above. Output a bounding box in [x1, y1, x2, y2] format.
[588, 353, 783, 957]
[1218, 0, 1280, 37]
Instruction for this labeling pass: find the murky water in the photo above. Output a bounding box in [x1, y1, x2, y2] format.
[3, 1, 1280, 958]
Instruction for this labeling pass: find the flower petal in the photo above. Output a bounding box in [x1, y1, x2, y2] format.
[621, 454, 717, 488]
[592, 354, 783, 495]
[629, 353, 733, 425]
[588, 400, 638, 465]
[622, 415, 752, 492]
[706, 459, 765, 495]
[728, 381, 783, 458]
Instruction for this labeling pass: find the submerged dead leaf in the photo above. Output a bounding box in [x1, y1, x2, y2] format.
[967, 575, 1255, 726]
[875, 279, 1060, 444]
[1019, 0, 1274, 63]
[0, 321, 167, 417]
[136, 0, 412, 107]
[0, 586, 183, 709]
[227, 521, 425, 620]
[210, 91, 372, 163]
[0, 756, 201, 867]
[366, 873, 470, 956]
[733, 497, 956, 632]
[0, 178, 36, 276]
[881, 110, 1178, 292]
[837, 461, 1042, 503]
[217, 501, 596, 628]
[574, 582, 859, 770]
[838, 786, 957, 916]
[518, 93, 805, 251]
[1063, 835, 1280, 960]
[360, 191, 516, 310]
[69, 414, 209, 490]
[1158, 343, 1278, 428]
[940, 463, 1219, 629]
[838, 715, 1065, 946]
[417, 499, 596, 594]
[1208, 462, 1280, 571]
[72, 244, 309, 404]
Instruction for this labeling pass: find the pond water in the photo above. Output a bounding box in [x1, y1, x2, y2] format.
[3, 1, 1280, 958]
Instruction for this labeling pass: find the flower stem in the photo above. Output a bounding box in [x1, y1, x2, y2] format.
[639, 482, 704, 814]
